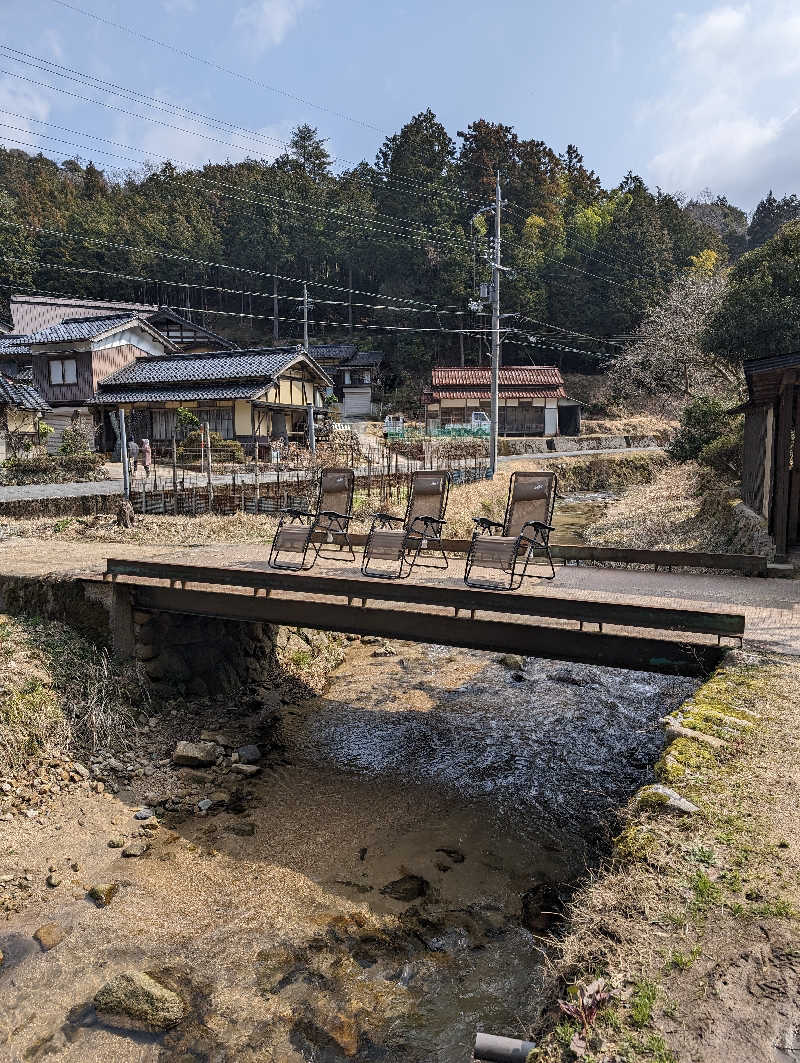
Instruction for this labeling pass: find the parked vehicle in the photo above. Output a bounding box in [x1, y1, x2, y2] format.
[438, 410, 491, 437]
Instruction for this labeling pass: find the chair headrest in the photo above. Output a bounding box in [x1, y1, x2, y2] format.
[513, 476, 551, 501]
[413, 474, 446, 495]
[321, 471, 350, 491]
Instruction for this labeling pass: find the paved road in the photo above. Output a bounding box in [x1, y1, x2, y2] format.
[0, 447, 662, 503]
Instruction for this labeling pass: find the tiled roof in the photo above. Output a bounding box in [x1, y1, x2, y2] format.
[431, 365, 564, 388]
[429, 388, 567, 400]
[344, 350, 383, 369]
[0, 373, 50, 411]
[94, 384, 263, 405]
[0, 333, 32, 355]
[147, 306, 237, 350]
[28, 314, 141, 345]
[97, 346, 329, 388]
[15, 365, 33, 383]
[309, 343, 357, 363]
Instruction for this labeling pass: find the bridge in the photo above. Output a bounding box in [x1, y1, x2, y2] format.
[101, 542, 761, 676]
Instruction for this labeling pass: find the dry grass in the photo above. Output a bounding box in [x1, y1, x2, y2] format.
[585, 462, 727, 553]
[0, 614, 146, 773]
[528, 653, 800, 1063]
[582, 414, 679, 439]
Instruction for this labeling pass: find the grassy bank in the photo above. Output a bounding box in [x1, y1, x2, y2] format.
[0, 614, 144, 773]
[585, 463, 773, 557]
[527, 651, 800, 1063]
[0, 451, 669, 547]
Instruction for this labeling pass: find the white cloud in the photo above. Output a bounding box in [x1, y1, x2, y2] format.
[233, 0, 312, 53]
[644, 1, 800, 207]
[0, 77, 52, 153]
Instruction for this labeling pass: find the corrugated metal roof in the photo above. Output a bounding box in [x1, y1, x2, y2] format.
[431, 365, 564, 387]
[430, 387, 566, 400]
[94, 384, 263, 405]
[97, 346, 330, 389]
[0, 374, 50, 411]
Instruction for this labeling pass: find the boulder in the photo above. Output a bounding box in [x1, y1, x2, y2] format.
[172, 741, 218, 768]
[93, 971, 185, 1031]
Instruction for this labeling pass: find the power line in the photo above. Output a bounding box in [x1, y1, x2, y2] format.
[0, 45, 480, 209]
[49, 0, 389, 136]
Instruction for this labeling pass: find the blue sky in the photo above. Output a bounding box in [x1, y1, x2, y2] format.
[0, 0, 798, 210]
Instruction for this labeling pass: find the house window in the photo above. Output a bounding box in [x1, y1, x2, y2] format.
[49, 358, 78, 386]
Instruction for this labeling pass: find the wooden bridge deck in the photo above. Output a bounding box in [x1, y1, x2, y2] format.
[104, 557, 747, 677]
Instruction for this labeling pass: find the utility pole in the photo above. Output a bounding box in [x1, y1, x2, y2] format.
[489, 170, 502, 478]
[273, 270, 279, 342]
[303, 281, 309, 351]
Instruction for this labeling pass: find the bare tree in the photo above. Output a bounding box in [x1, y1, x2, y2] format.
[607, 269, 741, 411]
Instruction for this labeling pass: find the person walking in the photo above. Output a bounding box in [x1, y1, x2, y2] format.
[141, 438, 152, 478]
[127, 437, 139, 475]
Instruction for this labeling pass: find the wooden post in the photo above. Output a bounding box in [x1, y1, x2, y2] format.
[204, 421, 214, 507]
[171, 436, 178, 501]
[773, 374, 794, 559]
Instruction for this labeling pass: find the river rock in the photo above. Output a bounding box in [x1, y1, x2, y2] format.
[93, 971, 185, 1031]
[122, 841, 149, 858]
[134, 808, 154, 821]
[380, 874, 430, 902]
[46, 873, 62, 888]
[88, 883, 119, 907]
[498, 654, 524, 671]
[237, 744, 262, 765]
[232, 763, 261, 777]
[225, 821, 255, 837]
[108, 836, 126, 848]
[33, 923, 66, 950]
[172, 741, 217, 768]
[637, 784, 699, 815]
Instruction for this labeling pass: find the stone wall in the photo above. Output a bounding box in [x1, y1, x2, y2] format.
[698, 482, 776, 559]
[497, 433, 663, 456]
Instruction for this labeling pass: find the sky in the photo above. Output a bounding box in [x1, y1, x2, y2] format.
[0, 0, 799, 212]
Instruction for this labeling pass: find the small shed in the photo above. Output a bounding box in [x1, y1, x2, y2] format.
[741, 351, 800, 559]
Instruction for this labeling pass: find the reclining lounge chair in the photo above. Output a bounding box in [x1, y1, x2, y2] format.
[268, 467, 355, 570]
[362, 470, 450, 579]
[464, 470, 557, 590]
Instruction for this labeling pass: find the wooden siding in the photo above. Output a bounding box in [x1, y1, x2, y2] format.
[33, 350, 93, 406]
[742, 405, 768, 515]
[33, 343, 142, 406]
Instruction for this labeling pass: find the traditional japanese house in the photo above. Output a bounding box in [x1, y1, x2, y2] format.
[92, 346, 333, 446]
[27, 314, 177, 450]
[309, 343, 384, 417]
[422, 365, 580, 436]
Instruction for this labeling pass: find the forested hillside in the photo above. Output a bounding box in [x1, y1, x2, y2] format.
[0, 111, 788, 388]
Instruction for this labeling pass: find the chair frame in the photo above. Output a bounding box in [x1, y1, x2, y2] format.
[361, 470, 451, 579]
[268, 467, 355, 571]
[464, 471, 557, 590]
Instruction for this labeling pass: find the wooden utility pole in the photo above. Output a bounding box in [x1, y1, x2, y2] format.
[347, 264, 353, 334]
[303, 282, 309, 351]
[273, 271, 279, 342]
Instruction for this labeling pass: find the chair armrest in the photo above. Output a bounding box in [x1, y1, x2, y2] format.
[318, 510, 352, 523]
[473, 516, 503, 533]
[408, 515, 446, 534]
[519, 520, 554, 541]
[281, 506, 313, 518]
[370, 512, 404, 529]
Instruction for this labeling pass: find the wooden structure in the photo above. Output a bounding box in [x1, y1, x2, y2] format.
[104, 558, 745, 676]
[741, 352, 800, 559]
[422, 366, 581, 437]
[0, 373, 50, 461]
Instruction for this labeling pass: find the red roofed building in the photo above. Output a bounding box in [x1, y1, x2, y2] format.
[423, 365, 580, 437]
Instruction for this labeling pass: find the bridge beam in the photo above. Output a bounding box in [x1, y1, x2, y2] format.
[128, 584, 724, 677]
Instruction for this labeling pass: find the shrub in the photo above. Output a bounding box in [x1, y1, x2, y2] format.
[698, 419, 743, 478]
[669, 397, 733, 463]
[176, 407, 201, 434]
[176, 430, 244, 464]
[59, 424, 94, 455]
